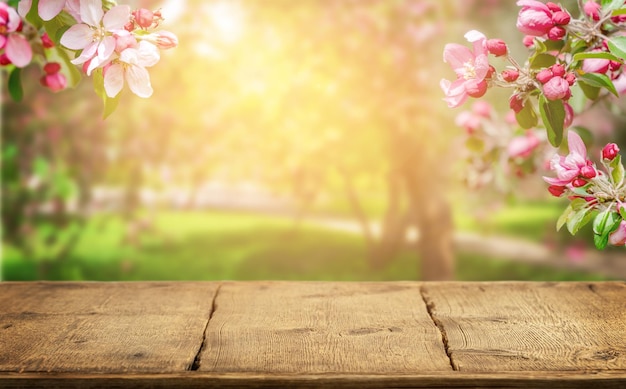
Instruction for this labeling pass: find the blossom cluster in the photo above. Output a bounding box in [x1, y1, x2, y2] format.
[1, 0, 178, 112]
[442, 0, 626, 249]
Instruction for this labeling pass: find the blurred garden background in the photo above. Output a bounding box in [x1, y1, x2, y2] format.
[2, 0, 625, 282]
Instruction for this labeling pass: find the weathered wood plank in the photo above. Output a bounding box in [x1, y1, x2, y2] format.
[421, 282, 626, 372]
[199, 281, 451, 373]
[0, 282, 219, 373]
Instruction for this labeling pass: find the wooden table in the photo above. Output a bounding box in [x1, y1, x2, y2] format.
[1, 281, 625, 388]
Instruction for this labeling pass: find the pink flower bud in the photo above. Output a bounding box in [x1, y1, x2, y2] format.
[584, 1, 601, 21]
[546, 2, 562, 12]
[548, 26, 566, 41]
[552, 11, 571, 25]
[502, 69, 519, 82]
[517, 2, 555, 36]
[510, 94, 525, 113]
[0, 53, 12, 66]
[523, 35, 535, 48]
[133, 8, 154, 29]
[487, 39, 508, 57]
[548, 185, 566, 197]
[466, 80, 488, 98]
[40, 72, 67, 92]
[155, 31, 178, 49]
[572, 178, 587, 187]
[565, 72, 576, 86]
[610, 60, 622, 72]
[563, 102, 574, 128]
[114, 31, 137, 53]
[43, 62, 61, 74]
[602, 143, 620, 160]
[582, 57, 610, 74]
[508, 131, 540, 158]
[543, 76, 570, 100]
[551, 63, 566, 78]
[580, 165, 597, 179]
[536, 69, 554, 84]
[41, 32, 54, 48]
[486, 65, 496, 79]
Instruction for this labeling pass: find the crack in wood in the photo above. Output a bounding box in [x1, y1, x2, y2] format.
[420, 286, 457, 371]
[189, 284, 222, 371]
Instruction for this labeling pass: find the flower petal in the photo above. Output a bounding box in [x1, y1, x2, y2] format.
[61, 23, 94, 50]
[443, 43, 473, 72]
[567, 131, 587, 160]
[103, 5, 131, 31]
[135, 41, 160, 68]
[6, 34, 33, 67]
[39, 0, 66, 21]
[126, 65, 153, 98]
[104, 63, 125, 97]
[80, 0, 104, 27]
[17, 0, 33, 18]
[70, 41, 98, 65]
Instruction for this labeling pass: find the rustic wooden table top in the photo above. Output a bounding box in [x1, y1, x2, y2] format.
[0, 281, 625, 388]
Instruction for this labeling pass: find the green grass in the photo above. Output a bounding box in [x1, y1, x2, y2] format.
[2, 209, 611, 281]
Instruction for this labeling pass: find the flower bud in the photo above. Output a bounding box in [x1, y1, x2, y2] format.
[509, 94, 525, 113]
[487, 39, 508, 57]
[565, 72, 576, 86]
[548, 26, 566, 41]
[546, 2, 562, 12]
[40, 72, 67, 92]
[608, 221, 626, 246]
[133, 8, 154, 29]
[0, 53, 12, 66]
[584, 1, 601, 21]
[548, 185, 566, 197]
[155, 31, 178, 49]
[466, 80, 488, 98]
[582, 57, 610, 74]
[602, 143, 620, 160]
[563, 102, 574, 128]
[543, 76, 570, 100]
[502, 69, 519, 82]
[551, 63, 566, 78]
[580, 165, 597, 179]
[41, 32, 54, 48]
[486, 65, 496, 79]
[522, 35, 535, 48]
[552, 11, 571, 25]
[572, 178, 587, 187]
[610, 60, 622, 72]
[43, 62, 61, 74]
[536, 68, 553, 84]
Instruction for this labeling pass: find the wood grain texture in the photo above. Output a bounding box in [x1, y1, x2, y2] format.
[421, 282, 626, 372]
[0, 282, 219, 373]
[199, 281, 451, 373]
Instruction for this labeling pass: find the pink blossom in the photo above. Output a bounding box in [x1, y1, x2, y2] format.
[608, 221, 626, 246]
[60, 0, 131, 76]
[516, 0, 555, 36]
[584, 0, 601, 21]
[41, 72, 67, 92]
[440, 30, 490, 108]
[132, 8, 154, 29]
[17, 0, 79, 22]
[564, 102, 574, 128]
[0, 3, 32, 67]
[544, 131, 589, 186]
[582, 55, 610, 74]
[104, 41, 159, 98]
[543, 76, 570, 100]
[508, 131, 540, 158]
[486, 39, 507, 57]
[142, 31, 179, 50]
[602, 143, 620, 160]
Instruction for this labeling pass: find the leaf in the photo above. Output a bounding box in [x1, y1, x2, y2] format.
[103, 94, 121, 119]
[578, 80, 601, 100]
[620, 204, 626, 220]
[567, 206, 594, 235]
[557, 203, 574, 232]
[515, 101, 538, 129]
[602, 0, 625, 12]
[24, 0, 43, 29]
[578, 72, 619, 97]
[571, 126, 594, 148]
[608, 36, 626, 61]
[594, 233, 609, 250]
[92, 68, 120, 119]
[612, 7, 626, 15]
[8, 68, 23, 102]
[593, 209, 620, 235]
[568, 84, 587, 113]
[45, 46, 82, 88]
[610, 155, 625, 186]
[539, 95, 565, 147]
[530, 53, 557, 69]
[573, 52, 622, 62]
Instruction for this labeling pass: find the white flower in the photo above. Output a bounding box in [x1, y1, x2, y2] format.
[104, 41, 160, 98]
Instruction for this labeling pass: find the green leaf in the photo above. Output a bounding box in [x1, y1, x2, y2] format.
[602, 0, 625, 12]
[612, 7, 626, 15]
[573, 52, 622, 62]
[539, 96, 565, 147]
[594, 233, 609, 250]
[103, 94, 121, 119]
[45, 46, 82, 88]
[530, 53, 557, 69]
[43, 12, 77, 46]
[578, 80, 601, 100]
[593, 209, 620, 235]
[515, 101, 538, 129]
[8, 68, 23, 102]
[568, 84, 587, 113]
[610, 155, 625, 186]
[620, 204, 626, 220]
[578, 72, 619, 97]
[608, 36, 626, 61]
[544, 40, 565, 53]
[557, 203, 574, 232]
[24, 0, 43, 29]
[567, 206, 594, 235]
[92, 68, 120, 119]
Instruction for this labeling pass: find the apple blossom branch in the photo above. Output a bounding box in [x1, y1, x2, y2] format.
[1, 0, 178, 117]
[442, 0, 626, 249]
